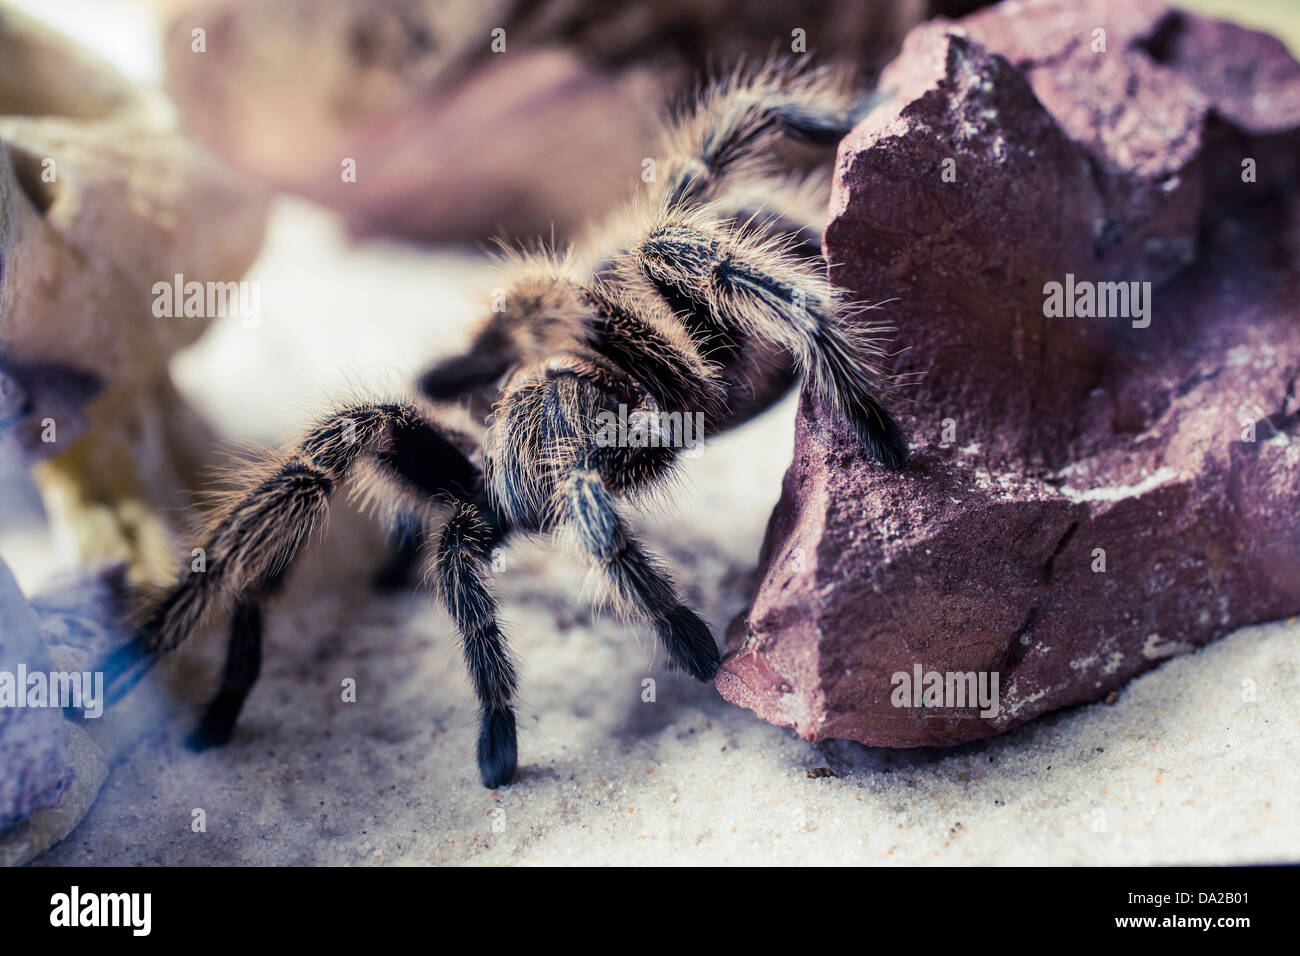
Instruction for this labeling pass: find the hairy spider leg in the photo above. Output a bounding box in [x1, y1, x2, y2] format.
[92, 402, 524, 787]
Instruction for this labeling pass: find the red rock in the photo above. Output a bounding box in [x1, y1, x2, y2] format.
[716, 0, 1300, 747]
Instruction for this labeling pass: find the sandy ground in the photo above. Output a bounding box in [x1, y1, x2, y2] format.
[28, 616, 1300, 866]
[3, 0, 1298, 867]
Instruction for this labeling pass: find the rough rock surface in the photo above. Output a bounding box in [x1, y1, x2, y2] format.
[717, 0, 1300, 746]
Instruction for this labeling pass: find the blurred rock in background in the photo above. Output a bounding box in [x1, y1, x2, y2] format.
[0, 555, 70, 837]
[159, 0, 995, 242]
[0, 553, 131, 866]
[0, 4, 269, 585]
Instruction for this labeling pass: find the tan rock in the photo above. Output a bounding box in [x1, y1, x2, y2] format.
[0, 4, 268, 583]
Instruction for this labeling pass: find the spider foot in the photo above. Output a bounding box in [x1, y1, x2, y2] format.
[658, 605, 721, 683]
[477, 707, 518, 789]
[185, 698, 241, 751]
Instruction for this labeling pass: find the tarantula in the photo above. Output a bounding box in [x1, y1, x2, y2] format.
[90, 62, 908, 788]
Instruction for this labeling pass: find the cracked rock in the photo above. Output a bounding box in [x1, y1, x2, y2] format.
[716, 0, 1300, 747]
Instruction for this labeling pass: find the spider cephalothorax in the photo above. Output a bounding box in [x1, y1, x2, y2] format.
[92, 62, 908, 788]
